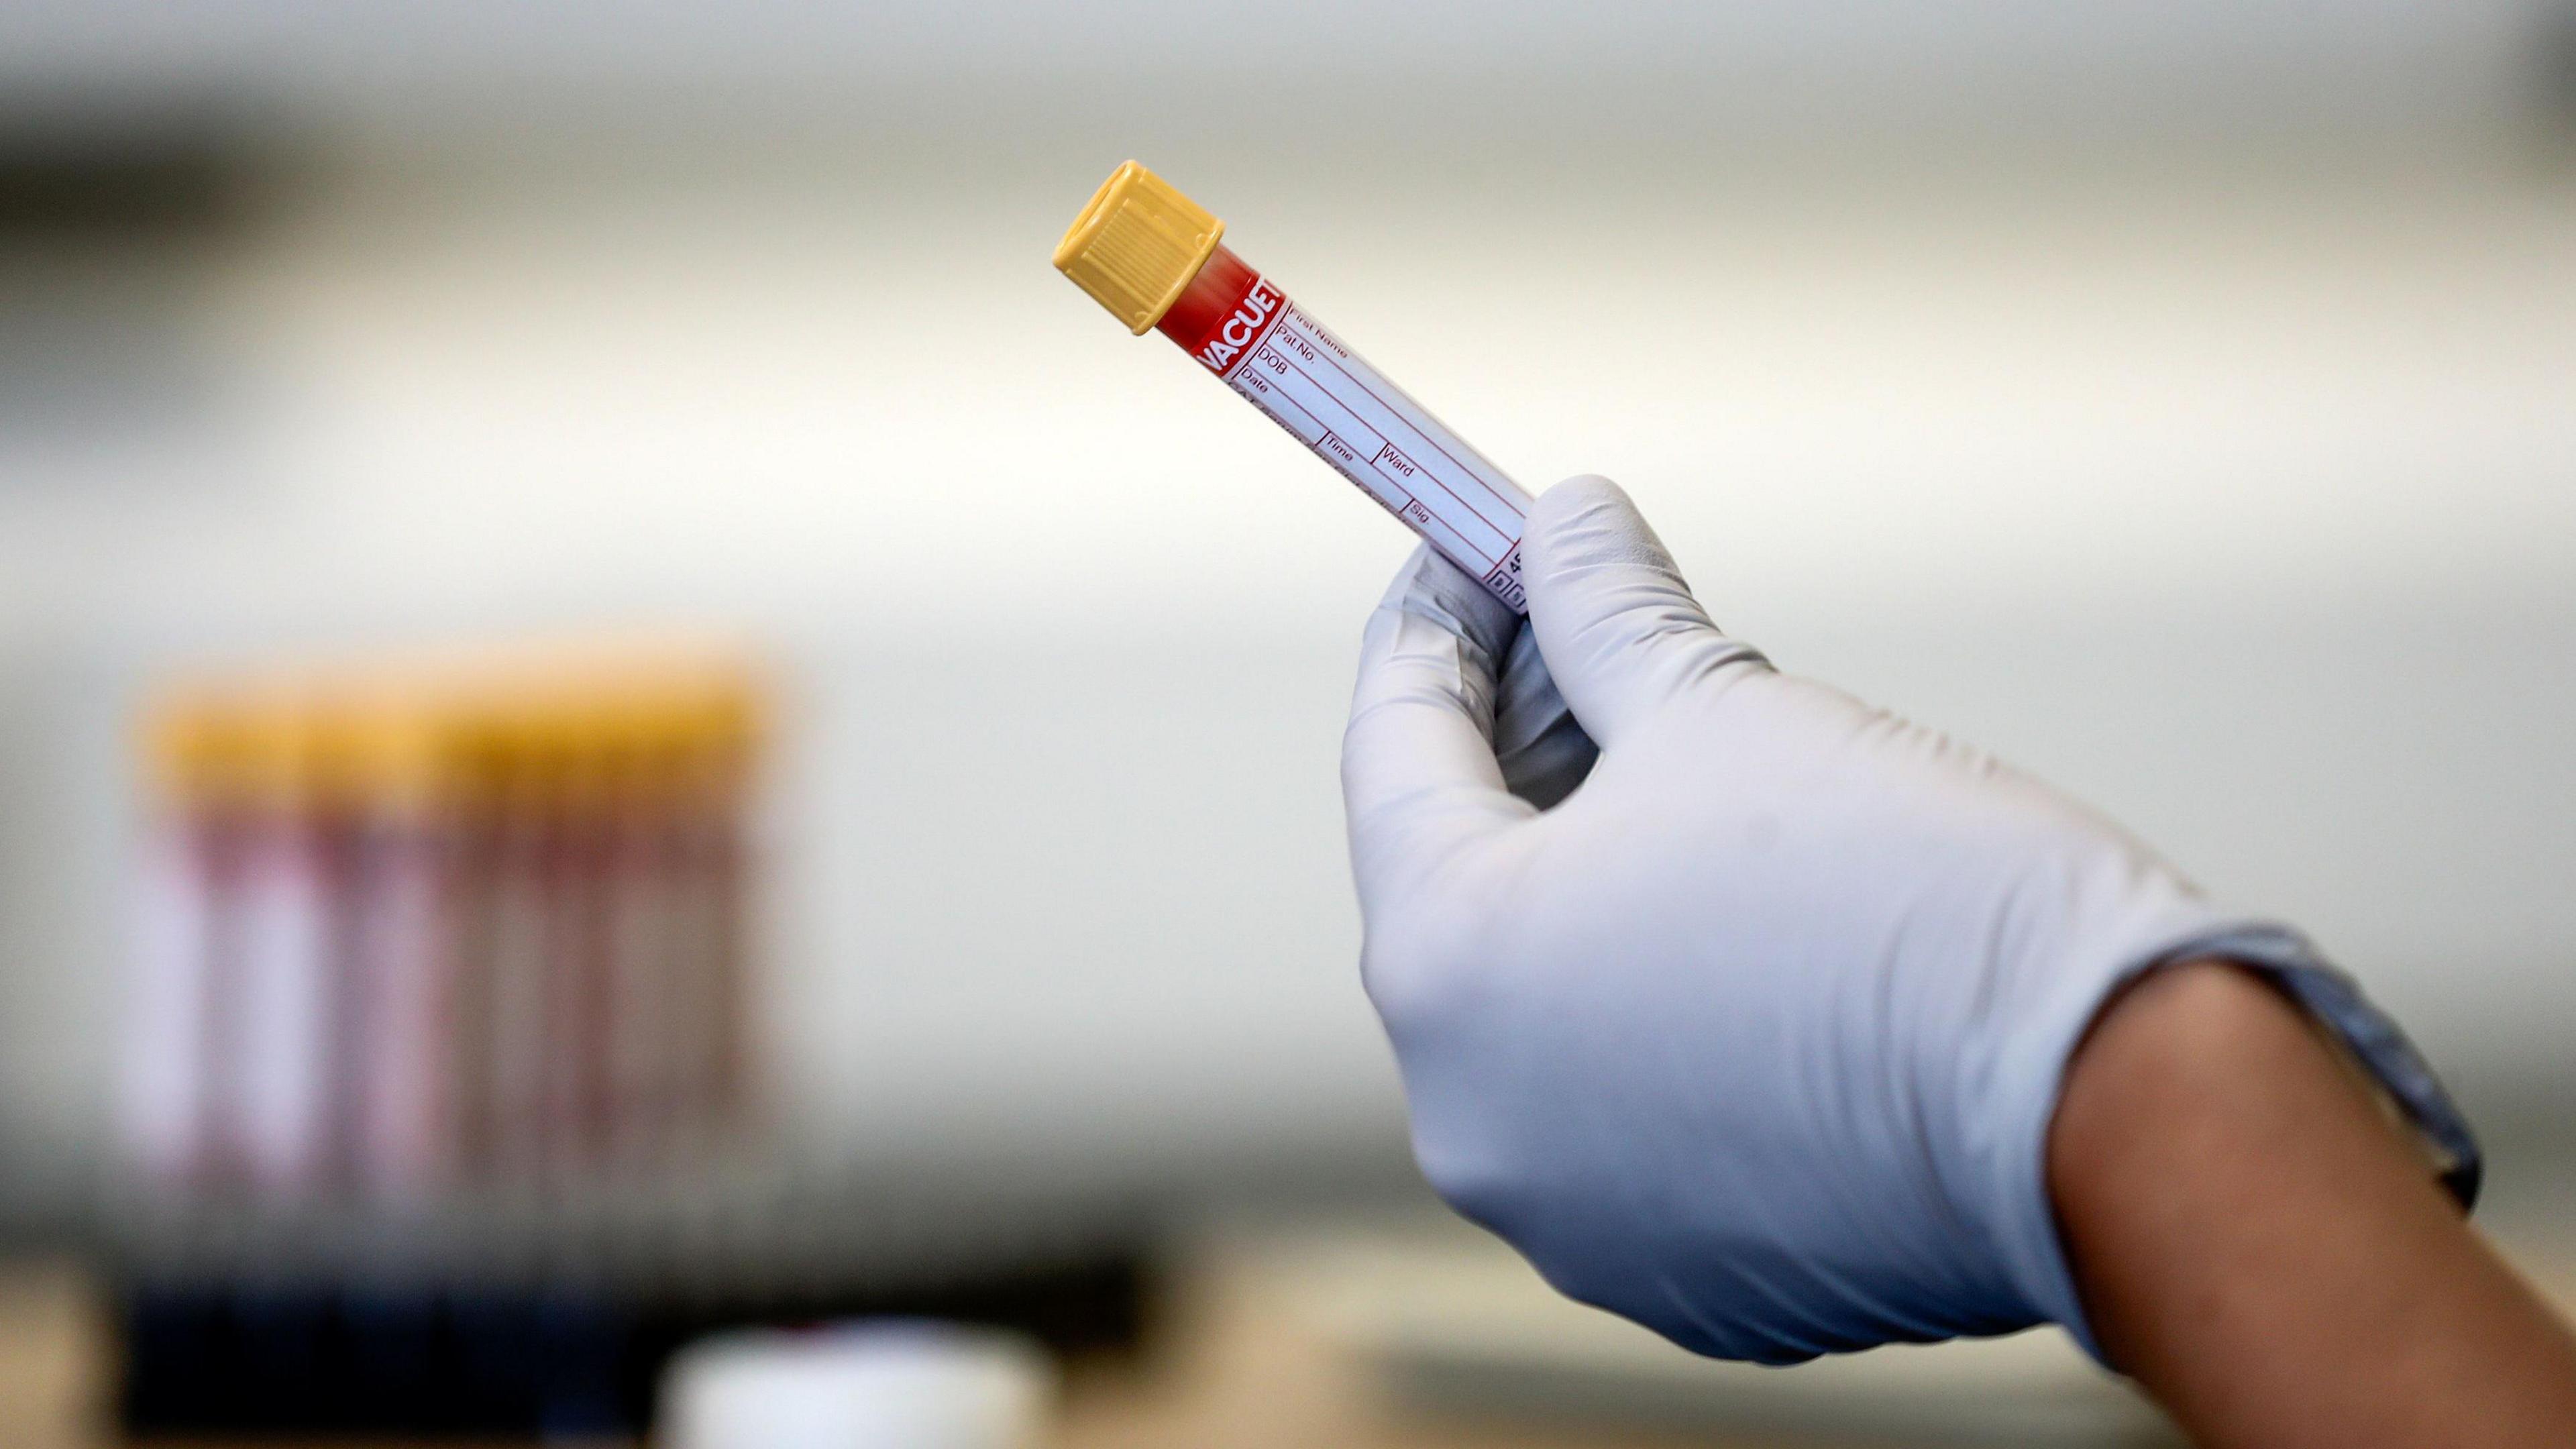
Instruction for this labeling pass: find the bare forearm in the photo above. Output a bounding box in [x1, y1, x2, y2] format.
[2049, 959, 2576, 1448]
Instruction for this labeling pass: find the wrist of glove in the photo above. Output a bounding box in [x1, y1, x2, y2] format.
[1341, 475, 2477, 1364]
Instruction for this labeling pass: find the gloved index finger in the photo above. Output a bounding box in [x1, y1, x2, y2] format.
[1342, 546, 1534, 907]
[1523, 476, 1766, 745]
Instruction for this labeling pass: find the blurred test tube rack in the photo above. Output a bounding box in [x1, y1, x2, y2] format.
[121, 643, 767, 1212]
[105, 643, 1153, 1434]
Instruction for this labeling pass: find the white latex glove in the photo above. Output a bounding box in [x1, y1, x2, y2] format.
[1342, 476, 2477, 1364]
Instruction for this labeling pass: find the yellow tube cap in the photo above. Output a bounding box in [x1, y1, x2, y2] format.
[1053, 160, 1224, 334]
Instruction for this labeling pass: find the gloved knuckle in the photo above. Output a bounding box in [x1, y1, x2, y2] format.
[1360, 936, 1467, 1030]
[1540, 472, 1624, 514]
[1411, 1134, 1513, 1225]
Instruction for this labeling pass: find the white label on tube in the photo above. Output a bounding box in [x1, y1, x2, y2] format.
[123, 825, 217, 1183]
[230, 829, 334, 1189]
[352, 826, 449, 1196]
[1218, 292, 1530, 612]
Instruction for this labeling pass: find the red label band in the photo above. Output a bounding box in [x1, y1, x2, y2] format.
[1191, 276, 1284, 378]
[1155, 246, 1288, 380]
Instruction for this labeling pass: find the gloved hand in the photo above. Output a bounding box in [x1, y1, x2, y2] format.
[1342, 476, 2475, 1364]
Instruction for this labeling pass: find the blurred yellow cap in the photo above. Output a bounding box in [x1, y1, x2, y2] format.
[339, 696, 458, 808]
[140, 690, 259, 804]
[1053, 160, 1224, 334]
[137, 638, 770, 810]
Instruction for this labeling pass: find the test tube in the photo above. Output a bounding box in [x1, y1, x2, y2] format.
[123, 696, 252, 1191]
[345, 695, 467, 1200]
[224, 693, 351, 1195]
[1055, 161, 1531, 612]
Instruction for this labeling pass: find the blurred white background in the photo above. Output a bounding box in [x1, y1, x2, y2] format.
[1, 0, 2573, 1234]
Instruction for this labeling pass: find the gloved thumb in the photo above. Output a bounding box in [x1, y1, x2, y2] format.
[1521, 476, 1766, 745]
